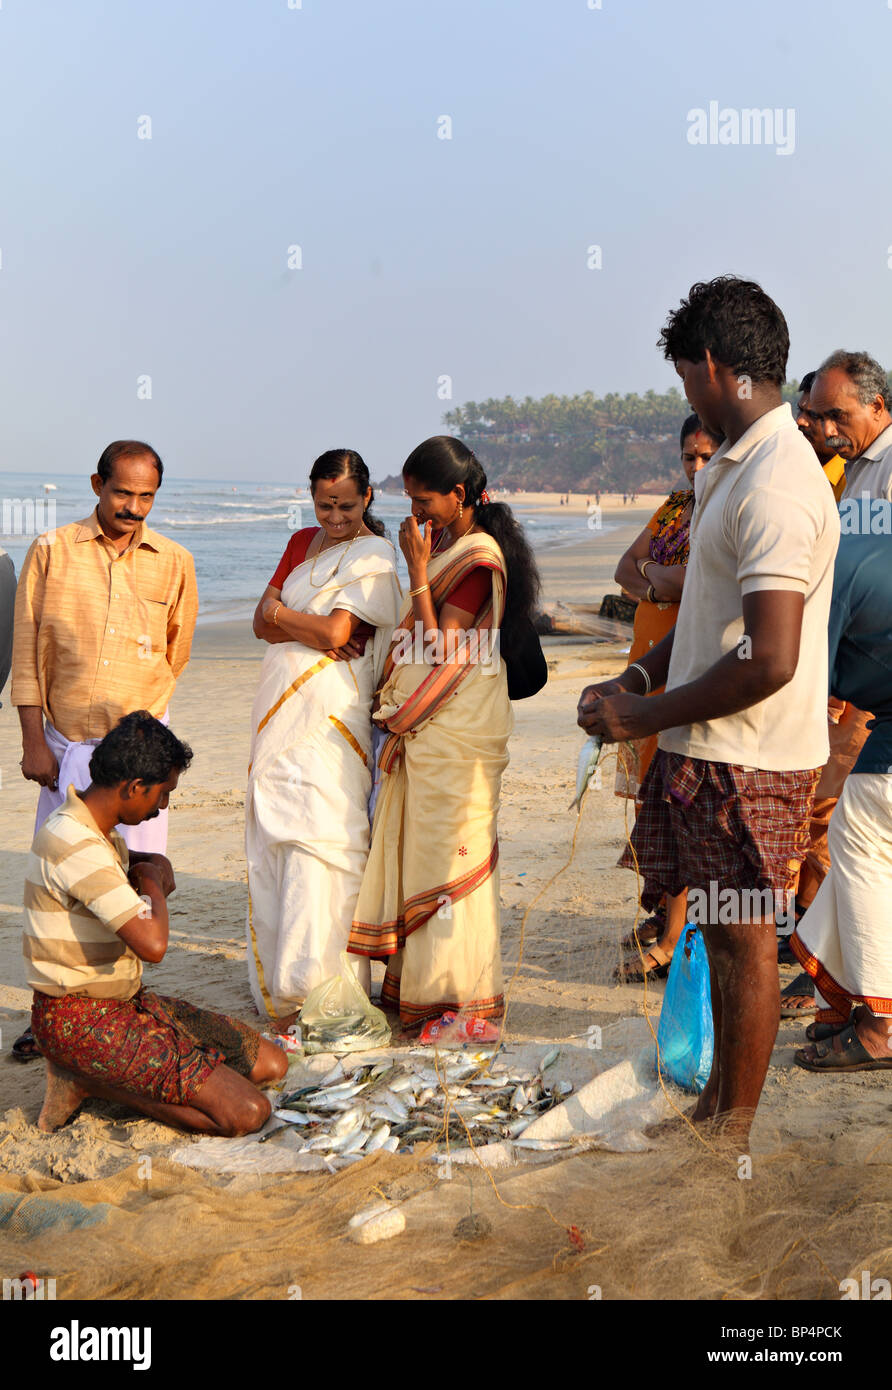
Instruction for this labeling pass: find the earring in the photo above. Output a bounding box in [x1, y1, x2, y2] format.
[458, 500, 463, 520]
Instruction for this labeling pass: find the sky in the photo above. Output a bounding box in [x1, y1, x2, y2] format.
[1, 0, 890, 484]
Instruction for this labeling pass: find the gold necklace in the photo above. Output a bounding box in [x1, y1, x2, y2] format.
[308, 527, 364, 588]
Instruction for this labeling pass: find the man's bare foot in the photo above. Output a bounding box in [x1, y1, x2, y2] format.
[698, 1110, 755, 1151]
[37, 1060, 89, 1132]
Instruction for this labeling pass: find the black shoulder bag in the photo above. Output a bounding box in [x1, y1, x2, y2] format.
[501, 617, 548, 700]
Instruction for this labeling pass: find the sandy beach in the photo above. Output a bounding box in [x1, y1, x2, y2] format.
[0, 507, 889, 1301]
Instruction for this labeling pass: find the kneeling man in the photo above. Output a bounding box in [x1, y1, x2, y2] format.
[26, 711, 286, 1133]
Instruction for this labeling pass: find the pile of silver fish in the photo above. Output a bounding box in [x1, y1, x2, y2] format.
[259, 1046, 572, 1164]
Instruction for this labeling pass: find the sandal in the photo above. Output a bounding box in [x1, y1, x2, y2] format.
[780, 972, 816, 1017]
[620, 915, 662, 952]
[794, 1022, 892, 1072]
[11, 1027, 41, 1063]
[805, 1015, 849, 1043]
[615, 945, 672, 983]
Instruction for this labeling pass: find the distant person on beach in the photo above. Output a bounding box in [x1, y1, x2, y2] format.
[10, 440, 198, 1062]
[792, 529, 892, 1074]
[246, 450, 401, 1024]
[29, 712, 286, 1134]
[348, 436, 541, 1028]
[578, 276, 839, 1142]
[780, 356, 890, 1018]
[612, 412, 722, 981]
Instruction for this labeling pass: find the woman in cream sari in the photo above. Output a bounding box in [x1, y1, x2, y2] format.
[348, 437, 541, 1028]
[246, 451, 401, 1023]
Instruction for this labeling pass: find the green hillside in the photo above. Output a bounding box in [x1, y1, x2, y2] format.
[376, 381, 820, 493]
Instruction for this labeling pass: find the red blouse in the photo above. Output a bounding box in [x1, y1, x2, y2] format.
[446, 566, 492, 617]
[269, 527, 317, 590]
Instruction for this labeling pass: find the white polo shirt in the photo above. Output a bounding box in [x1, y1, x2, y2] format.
[840, 421, 892, 501]
[658, 403, 840, 771]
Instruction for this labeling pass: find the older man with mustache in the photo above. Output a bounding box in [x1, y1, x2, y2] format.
[808, 351, 892, 500]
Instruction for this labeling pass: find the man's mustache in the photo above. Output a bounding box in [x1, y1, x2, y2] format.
[115, 511, 142, 522]
[823, 436, 850, 452]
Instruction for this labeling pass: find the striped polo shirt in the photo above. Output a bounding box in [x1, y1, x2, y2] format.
[24, 785, 145, 999]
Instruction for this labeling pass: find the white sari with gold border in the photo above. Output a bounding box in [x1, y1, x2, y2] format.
[245, 536, 401, 1018]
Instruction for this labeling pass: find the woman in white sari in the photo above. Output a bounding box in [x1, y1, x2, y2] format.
[246, 451, 401, 1024]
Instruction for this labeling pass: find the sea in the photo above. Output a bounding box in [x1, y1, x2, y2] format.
[0, 472, 618, 622]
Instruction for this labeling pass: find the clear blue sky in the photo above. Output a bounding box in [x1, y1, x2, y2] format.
[1, 0, 890, 483]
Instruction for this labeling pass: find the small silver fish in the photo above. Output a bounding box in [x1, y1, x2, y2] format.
[380, 1090, 409, 1121]
[330, 1123, 366, 1153]
[380, 1136, 400, 1153]
[364, 1122, 391, 1152]
[540, 1047, 560, 1071]
[569, 734, 603, 812]
[510, 1086, 527, 1112]
[331, 1105, 364, 1136]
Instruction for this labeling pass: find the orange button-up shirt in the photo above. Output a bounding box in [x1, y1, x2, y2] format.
[11, 511, 198, 741]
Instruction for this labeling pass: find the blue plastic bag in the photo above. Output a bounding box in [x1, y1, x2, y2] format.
[655, 925, 714, 1093]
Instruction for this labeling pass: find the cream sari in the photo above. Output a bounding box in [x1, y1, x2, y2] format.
[245, 535, 401, 1018]
[348, 531, 513, 1026]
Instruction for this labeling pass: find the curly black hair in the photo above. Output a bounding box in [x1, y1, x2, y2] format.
[658, 276, 789, 386]
[88, 711, 193, 788]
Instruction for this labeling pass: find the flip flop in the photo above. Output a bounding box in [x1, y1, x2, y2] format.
[11, 1027, 41, 1063]
[794, 1023, 892, 1073]
[780, 972, 816, 1017]
[615, 945, 672, 983]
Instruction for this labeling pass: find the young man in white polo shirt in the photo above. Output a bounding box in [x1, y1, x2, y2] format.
[578, 276, 840, 1144]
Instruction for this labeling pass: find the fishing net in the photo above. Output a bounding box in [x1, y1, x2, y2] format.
[1, 1131, 889, 1300]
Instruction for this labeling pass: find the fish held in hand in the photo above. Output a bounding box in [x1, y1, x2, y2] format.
[569, 734, 603, 812]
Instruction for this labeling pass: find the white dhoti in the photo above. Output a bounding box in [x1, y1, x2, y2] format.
[35, 717, 170, 853]
[793, 772, 892, 1018]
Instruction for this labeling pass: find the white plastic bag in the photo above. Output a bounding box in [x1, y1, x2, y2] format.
[299, 952, 391, 1054]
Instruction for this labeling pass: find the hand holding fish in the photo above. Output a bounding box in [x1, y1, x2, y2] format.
[577, 690, 656, 742]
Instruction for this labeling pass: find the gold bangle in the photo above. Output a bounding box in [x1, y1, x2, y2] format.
[409, 584, 429, 597]
[272, 602, 281, 626]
